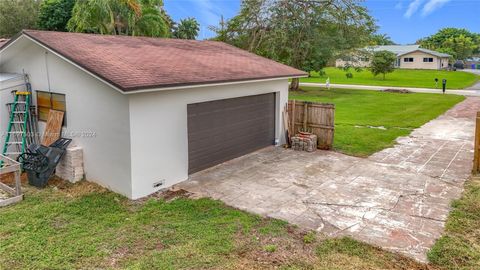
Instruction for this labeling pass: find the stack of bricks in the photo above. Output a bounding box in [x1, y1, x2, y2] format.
[55, 146, 84, 183]
[291, 132, 317, 152]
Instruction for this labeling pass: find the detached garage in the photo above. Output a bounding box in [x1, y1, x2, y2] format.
[0, 30, 307, 199]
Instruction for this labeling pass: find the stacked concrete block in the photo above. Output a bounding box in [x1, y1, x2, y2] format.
[55, 146, 84, 183]
[291, 132, 317, 152]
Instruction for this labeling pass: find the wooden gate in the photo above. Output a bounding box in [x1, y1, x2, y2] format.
[287, 100, 335, 150]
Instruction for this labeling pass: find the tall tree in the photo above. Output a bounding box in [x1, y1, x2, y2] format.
[417, 28, 480, 60]
[173, 17, 200, 40]
[370, 50, 396, 80]
[370, 33, 395, 45]
[211, 0, 376, 90]
[0, 0, 41, 38]
[208, 15, 228, 42]
[38, 0, 76, 31]
[67, 0, 170, 37]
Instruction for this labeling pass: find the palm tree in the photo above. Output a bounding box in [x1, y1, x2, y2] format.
[370, 33, 396, 46]
[67, 0, 169, 37]
[173, 17, 200, 40]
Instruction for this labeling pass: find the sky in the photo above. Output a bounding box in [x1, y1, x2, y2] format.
[164, 0, 480, 44]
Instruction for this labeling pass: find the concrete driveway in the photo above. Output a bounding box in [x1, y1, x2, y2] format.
[176, 97, 480, 262]
[461, 69, 480, 90]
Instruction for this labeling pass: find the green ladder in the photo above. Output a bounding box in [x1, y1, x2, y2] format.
[2, 91, 31, 159]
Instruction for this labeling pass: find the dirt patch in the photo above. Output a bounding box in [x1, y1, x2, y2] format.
[107, 237, 165, 268]
[383, 89, 412, 94]
[138, 188, 193, 203]
[0, 172, 27, 186]
[46, 177, 107, 197]
[233, 223, 319, 269]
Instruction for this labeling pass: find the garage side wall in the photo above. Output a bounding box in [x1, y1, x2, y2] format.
[128, 80, 289, 199]
[0, 40, 133, 197]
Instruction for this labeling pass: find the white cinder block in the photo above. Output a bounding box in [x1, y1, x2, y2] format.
[55, 146, 84, 183]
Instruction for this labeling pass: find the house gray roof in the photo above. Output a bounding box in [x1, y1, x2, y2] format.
[398, 48, 451, 58]
[369, 45, 420, 55]
[366, 45, 451, 58]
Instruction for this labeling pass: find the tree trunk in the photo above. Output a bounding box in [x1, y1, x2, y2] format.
[290, 78, 300, 91]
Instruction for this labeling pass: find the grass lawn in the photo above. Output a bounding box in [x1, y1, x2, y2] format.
[290, 87, 464, 156]
[301, 67, 479, 89]
[0, 181, 428, 269]
[428, 176, 480, 269]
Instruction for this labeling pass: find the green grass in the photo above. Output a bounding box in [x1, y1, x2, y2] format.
[0, 182, 426, 269]
[290, 87, 464, 156]
[428, 177, 480, 269]
[300, 67, 479, 89]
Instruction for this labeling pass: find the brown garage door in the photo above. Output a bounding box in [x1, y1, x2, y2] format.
[188, 93, 276, 174]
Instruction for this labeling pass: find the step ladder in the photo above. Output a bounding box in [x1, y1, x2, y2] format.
[2, 75, 39, 160]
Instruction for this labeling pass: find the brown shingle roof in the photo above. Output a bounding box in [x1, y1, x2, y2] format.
[19, 30, 307, 92]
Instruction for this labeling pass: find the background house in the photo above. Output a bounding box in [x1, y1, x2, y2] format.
[336, 45, 451, 70]
[0, 30, 306, 199]
[465, 57, 480, 69]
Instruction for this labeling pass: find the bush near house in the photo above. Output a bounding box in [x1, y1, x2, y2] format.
[302, 67, 480, 89]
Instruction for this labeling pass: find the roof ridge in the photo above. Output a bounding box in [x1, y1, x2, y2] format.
[22, 29, 221, 44]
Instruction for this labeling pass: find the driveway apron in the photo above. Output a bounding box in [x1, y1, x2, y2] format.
[177, 97, 480, 262]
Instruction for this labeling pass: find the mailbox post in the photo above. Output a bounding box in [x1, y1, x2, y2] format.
[442, 79, 447, 94]
[434, 78, 439, 88]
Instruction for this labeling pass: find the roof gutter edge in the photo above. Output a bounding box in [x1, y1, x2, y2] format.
[123, 74, 308, 95]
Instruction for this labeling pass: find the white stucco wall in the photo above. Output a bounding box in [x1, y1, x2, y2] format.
[0, 37, 132, 197]
[399, 51, 447, 70]
[128, 80, 289, 199]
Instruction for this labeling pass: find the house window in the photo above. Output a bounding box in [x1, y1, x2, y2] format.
[36, 91, 66, 124]
[423, 57, 434, 62]
[404, 57, 414, 62]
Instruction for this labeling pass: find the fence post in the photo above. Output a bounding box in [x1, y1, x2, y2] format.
[303, 102, 308, 131]
[291, 100, 296, 134]
[473, 112, 480, 174]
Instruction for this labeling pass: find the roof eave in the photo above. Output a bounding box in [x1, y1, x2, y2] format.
[122, 74, 309, 95]
[397, 49, 451, 58]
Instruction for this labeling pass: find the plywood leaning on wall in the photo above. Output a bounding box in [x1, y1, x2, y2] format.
[287, 100, 335, 150]
[42, 110, 64, 146]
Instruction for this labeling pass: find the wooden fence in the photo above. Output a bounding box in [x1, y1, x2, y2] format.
[473, 112, 480, 173]
[287, 100, 335, 150]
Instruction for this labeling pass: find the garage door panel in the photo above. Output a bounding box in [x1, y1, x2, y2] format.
[188, 93, 275, 174]
[188, 104, 274, 131]
[189, 138, 270, 169]
[188, 117, 273, 145]
[189, 129, 274, 160]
